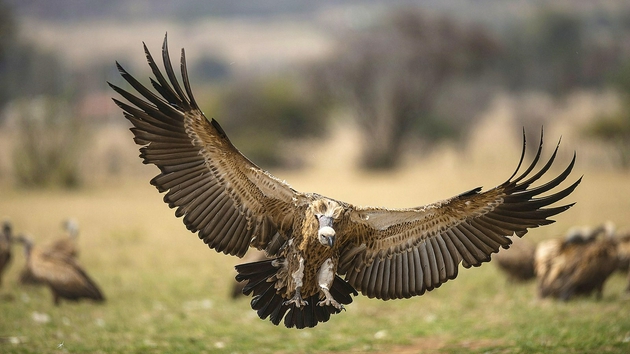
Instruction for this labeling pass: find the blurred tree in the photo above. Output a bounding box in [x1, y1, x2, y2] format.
[0, 0, 16, 113]
[12, 97, 85, 188]
[583, 61, 630, 170]
[211, 76, 329, 168]
[498, 9, 629, 95]
[319, 9, 499, 169]
[0, 20, 70, 124]
[0, 0, 14, 53]
[192, 54, 231, 83]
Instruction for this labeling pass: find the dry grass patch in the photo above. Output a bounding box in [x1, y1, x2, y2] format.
[0, 156, 629, 353]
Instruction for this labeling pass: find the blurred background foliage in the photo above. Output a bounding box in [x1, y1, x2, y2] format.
[211, 76, 330, 167]
[316, 9, 499, 169]
[583, 60, 630, 169]
[11, 97, 85, 188]
[2, 0, 630, 188]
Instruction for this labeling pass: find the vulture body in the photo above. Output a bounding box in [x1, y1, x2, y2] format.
[109, 35, 581, 328]
[615, 231, 630, 293]
[535, 224, 618, 300]
[492, 237, 536, 282]
[16, 236, 104, 305]
[19, 219, 79, 286]
[0, 221, 12, 287]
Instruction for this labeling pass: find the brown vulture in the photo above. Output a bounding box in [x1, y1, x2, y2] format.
[615, 230, 630, 293]
[109, 35, 581, 328]
[15, 235, 105, 305]
[19, 218, 79, 286]
[535, 223, 618, 300]
[0, 221, 12, 287]
[492, 236, 536, 282]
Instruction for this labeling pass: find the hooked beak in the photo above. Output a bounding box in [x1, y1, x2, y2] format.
[318, 216, 336, 248]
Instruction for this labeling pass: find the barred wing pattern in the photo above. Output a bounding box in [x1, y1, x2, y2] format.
[110, 35, 581, 329]
[108, 36, 299, 257]
[341, 136, 581, 300]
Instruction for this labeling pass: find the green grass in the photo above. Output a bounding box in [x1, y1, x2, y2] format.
[1, 163, 629, 353]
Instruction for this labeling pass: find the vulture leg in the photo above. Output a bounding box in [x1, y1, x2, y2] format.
[316, 258, 343, 310]
[284, 257, 308, 307]
[318, 287, 343, 311]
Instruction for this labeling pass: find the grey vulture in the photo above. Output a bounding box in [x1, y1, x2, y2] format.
[109, 35, 581, 329]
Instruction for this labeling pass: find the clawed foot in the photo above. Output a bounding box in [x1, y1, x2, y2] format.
[284, 291, 308, 308]
[317, 297, 344, 311]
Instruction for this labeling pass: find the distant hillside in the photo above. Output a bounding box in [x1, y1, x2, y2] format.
[5, 0, 378, 21]
[7, 0, 630, 32]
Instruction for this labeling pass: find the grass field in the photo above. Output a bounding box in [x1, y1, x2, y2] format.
[1, 137, 630, 353]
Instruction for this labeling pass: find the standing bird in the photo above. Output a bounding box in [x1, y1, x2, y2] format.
[535, 223, 618, 300]
[492, 236, 536, 282]
[614, 230, 630, 293]
[15, 235, 105, 305]
[109, 35, 580, 328]
[19, 218, 80, 286]
[0, 221, 13, 287]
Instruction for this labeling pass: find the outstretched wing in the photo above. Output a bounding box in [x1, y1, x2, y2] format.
[109, 35, 299, 257]
[339, 132, 580, 300]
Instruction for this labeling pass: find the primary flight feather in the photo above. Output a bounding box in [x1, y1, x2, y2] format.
[109, 35, 581, 329]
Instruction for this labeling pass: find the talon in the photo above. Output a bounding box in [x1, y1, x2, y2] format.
[318, 286, 343, 310]
[284, 290, 308, 308]
[284, 297, 308, 307]
[317, 298, 344, 311]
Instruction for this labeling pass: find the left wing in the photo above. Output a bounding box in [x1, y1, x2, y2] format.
[339, 133, 580, 300]
[108, 35, 302, 257]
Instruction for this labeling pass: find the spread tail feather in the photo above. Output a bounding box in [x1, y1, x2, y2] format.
[235, 258, 358, 329]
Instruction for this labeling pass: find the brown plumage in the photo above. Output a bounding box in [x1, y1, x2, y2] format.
[0, 221, 13, 287]
[19, 219, 80, 286]
[47, 218, 80, 258]
[492, 236, 536, 282]
[15, 235, 105, 305]
[615, 230, 630, 293]
[109, 35, 581, 328]
[535, 223, 618, 300]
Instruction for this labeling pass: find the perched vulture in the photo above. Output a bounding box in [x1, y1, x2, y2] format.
[19, 218, 79, 286]
[109, 35, 581, 328]
[535, 223, 618, 300]
[0, 221, 12, 287]
[15, 235, 105, 305]
[492, 236, 536, 282]
[615, 230, 630, 293]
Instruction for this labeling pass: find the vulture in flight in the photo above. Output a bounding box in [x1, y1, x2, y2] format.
[109, 35, 581, 329]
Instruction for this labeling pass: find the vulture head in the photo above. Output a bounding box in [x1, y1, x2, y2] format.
[2, 221, 11, 241]
[311, 199, 343, 248]
[63, 218, 80, 240]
